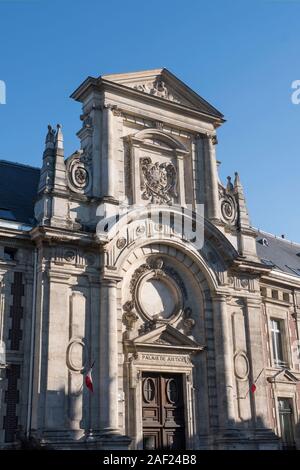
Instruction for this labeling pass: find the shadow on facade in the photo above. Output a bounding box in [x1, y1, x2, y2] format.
[136, 414, 292, 451]
[12, 396, 298, 450]
[1, 375, 298, 451]
[1, 262, 299, 451]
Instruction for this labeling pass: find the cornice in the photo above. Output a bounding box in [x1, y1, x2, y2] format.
[30, 225, 100, 247]
[71, 77, 224, 126]
[0, 223, 32, 239]
[233, 257, 272, 275]
[261, 270, 300, 289]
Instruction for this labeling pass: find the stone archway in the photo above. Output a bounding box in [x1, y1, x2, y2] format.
[114, 241, 217, 450]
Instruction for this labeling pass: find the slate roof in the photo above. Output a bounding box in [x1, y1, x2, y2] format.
[0, 160, 40, 225]
[256, 230, 300, 278]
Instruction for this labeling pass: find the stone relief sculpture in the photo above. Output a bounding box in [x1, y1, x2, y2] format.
[140, 157, 177, 204]
[219, 176, 237, 225]
[134, 77, 181, 103]
[220, 195, 236, 223]
[66, 149, 91, 194]
[73, 166, 89, 188]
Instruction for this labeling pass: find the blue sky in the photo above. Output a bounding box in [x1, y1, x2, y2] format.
[0, 0, 299, 241]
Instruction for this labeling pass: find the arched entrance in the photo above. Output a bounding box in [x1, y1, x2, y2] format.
[115, 241, 217, 450]
[99, 209, 238, 449]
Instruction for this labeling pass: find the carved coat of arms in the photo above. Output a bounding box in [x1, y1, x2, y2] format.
[140, 157, 177, 204]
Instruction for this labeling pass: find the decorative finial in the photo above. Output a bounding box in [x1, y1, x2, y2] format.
[234, 171, 241, 187]
[226, 176, 234, 191]
[45, 124, 55, 145]
[55, 123, 64, 150]
[233, 170, 250, 229]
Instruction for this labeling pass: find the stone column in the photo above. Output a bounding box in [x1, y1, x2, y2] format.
[89, 278, 101, 432]
[204, 135, 220, 222]
[76, 93, 102, 198]
[131, 145, 143, 205]
[99, 277, 120, 433]
[195, 136, 205, 207]
[244, 298, 270, 429]
[176, 153, 186, 207]
[102, 106, 116, 200]
[213, 294, 235, 427]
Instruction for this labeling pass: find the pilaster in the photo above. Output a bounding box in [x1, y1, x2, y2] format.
[101, 106, 118, 202]
[244, 297, 270, 429]
[99, 277, 121, 433]
[203, 134, 220, 222]
[212, 294, 235, 428]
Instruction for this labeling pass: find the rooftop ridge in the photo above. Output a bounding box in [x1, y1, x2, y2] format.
[101, 67, 164, 80]
[0, 159, 40, 172]
[254, 227, 300, 248]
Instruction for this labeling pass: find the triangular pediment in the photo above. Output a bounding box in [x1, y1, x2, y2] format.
[102, 68, 223, 119]
[267, 368, 299, 384]
[129, 323, 203, 353]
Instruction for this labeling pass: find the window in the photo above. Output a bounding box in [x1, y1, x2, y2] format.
[270, 318, 286, 367]
[4, 247, 17, 261]
[282, 292, 290, 303]
[271, 289, 279, 300]
[278, 398, 295, 449]
[260, 287, 267, 297]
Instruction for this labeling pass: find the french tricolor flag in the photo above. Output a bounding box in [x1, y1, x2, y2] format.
[85, 361, 95, 393]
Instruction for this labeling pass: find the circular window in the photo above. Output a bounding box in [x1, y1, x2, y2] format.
[143, 378, 156, 403]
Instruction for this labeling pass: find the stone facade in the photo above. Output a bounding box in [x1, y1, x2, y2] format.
[0, 68, 299, 450]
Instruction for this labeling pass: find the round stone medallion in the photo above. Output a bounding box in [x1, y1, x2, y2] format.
[139, 278, 176, 319]
[66, 339, 86, 372]
[136, 270, 182, 322]
[234, 351, 249, 381]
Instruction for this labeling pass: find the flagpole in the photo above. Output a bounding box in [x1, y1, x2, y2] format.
[88, 361, 91, 436]
[87, 360, 95, 437]
[245, 367, 264, 398]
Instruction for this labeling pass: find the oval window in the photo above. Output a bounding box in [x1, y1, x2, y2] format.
[166, 379, 178, 403]
[143, 378, 155, 403]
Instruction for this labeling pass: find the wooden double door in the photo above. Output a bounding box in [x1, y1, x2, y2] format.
[142, 372, 186, 450]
